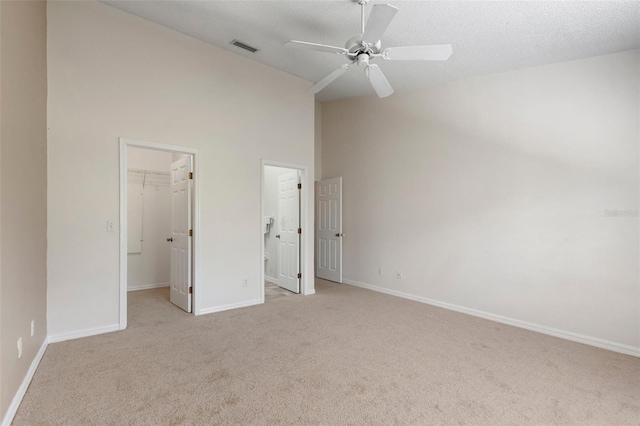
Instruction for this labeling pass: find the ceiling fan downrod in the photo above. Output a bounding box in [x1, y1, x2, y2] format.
[359, 0, 368, 35]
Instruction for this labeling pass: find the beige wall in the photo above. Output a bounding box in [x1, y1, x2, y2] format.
[0, 0, 48, 420]
[127, 147, 173, 174]
[46, 1, 314, 337]
[322, 50, 640, 353]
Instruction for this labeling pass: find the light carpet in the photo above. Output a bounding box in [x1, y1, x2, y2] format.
[14, 280, 640, 425]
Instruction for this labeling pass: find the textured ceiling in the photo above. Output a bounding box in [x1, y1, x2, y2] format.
[101, 1, 640, 102]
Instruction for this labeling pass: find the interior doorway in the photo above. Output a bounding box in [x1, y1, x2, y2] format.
[119, 138, 200, 330]
[262, 164, 304, 300]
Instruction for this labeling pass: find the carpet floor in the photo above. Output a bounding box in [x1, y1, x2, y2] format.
[14, 280, 640, 425]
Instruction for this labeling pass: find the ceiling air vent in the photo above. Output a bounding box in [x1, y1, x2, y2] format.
[229, 39, 259, 53]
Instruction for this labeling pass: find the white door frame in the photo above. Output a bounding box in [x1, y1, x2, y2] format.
[119, 138, 201, 330]
[261, 160, 312, 302]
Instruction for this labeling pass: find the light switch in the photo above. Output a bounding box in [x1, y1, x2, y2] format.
[107, 221, 115, 232]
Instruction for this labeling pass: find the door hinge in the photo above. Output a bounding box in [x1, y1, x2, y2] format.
[189, 172, 193, 180]
[189, 287, 193, 294]
[297, 228, 302, 234]
[297, 273, 302, 279]
[189, 229, 193, 237]
[297, 183, 301, 189]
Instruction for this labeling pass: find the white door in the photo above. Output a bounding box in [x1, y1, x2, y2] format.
[316, 177, 342, 283]
[277, 170, 300, 293]
[169, 157, 192, 312]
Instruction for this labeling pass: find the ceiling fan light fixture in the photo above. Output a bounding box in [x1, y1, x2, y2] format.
[357, 53, 370, 67]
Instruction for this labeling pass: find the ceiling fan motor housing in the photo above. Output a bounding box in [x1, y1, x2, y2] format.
[345, 35, 381, 57]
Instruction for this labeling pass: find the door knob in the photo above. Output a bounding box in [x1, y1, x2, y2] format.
[335, 233, 344, 237]
[166, 237, 173, 242]
[275, 234, 281, 239]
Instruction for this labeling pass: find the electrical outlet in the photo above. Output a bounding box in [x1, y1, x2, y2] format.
[31, 320, 35, 337]
[242, 278, 248, 287]
[378, 266, 384, 275]
[17, 337, 22, 359]
[396, 270, 403, 279]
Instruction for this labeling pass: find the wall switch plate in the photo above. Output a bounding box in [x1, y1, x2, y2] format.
[378, 267, 384, 275]
[31, 320, 35, 337]
[396, 270, 403, 279]
[17, 337, 22, 359]
[106, 221, 115, 232]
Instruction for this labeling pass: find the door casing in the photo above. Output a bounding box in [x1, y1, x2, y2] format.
[119, 138, 201, 330]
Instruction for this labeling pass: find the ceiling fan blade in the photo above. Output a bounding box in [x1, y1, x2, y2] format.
[285, 40, 348, 55]
[365, 64, 393, 98]
[382, 44, 453, 61]
[362, 4, 398, 44]
[309, 64, 351, 94]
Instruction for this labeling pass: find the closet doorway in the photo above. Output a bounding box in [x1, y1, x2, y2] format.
[119, 138, 200, 330]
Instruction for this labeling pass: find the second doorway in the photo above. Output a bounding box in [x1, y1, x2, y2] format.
[263, 165, 301, 299]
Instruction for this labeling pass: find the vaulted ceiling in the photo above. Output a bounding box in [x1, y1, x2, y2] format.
[101, 1, 640, 102]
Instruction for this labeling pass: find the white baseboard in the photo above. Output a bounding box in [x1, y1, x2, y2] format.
[343, 279, 640, 358]
[264, 276, 279, 285]
[48, 324, 120, 344]
[199, 299, 263, 315]
[128, 282, 170, 291]
[303, 289, 316, 295]
[1, 339, 48, 426]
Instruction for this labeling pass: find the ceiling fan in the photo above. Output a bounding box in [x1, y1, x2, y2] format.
[285, 0, 453, 98]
